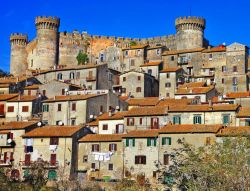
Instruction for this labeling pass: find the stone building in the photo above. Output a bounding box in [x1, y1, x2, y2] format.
[78, 134, 123, 182]
[42, 94, 109, 125]
[22, 125, 91, 179]
[115, 71, 159, 98]
[140, 61, 163, 79]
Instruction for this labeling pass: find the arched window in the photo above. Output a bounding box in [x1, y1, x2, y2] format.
[69, 72, 75, 79]
[57, 73, 62, 80]
[136, 87, 141, 93]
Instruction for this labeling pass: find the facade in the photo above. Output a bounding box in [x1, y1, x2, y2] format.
[22, 125, 91, 179]
[0, 94, 18, 122]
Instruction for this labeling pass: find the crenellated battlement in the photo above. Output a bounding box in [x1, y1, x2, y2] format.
[35, 16, 60, 30]
[10, 33, 28, 45]
[175, 16, 205, 31]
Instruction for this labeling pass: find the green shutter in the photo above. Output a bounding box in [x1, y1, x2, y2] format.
[126, 138, 129, 147]
[198, 116, 201, 124]
[173, 117, 176, 124]
[147, 138, 151, 146]
[193, 116, 196, 124]
[179, 116, 181, 124]
[154, 138, 157, 146]
[167, 137, 172, 145]
[132, 138, 135, 147]
[162, 137, 166, 145]
[48, 170, 57, 180]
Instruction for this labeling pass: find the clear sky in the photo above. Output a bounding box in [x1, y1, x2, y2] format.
[0, 0, 250, 72]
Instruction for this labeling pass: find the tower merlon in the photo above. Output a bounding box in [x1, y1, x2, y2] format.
[175, 16, 206, 30]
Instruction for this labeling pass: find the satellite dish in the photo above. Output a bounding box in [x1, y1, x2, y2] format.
[7, 139, 12, 144]
[58, 121, 64, 126]
[37, 122, 42, 127]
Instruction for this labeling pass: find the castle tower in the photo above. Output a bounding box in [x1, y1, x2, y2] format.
[10, 33, 28, 76]
[175, 16, 206, 50]
[35, 16, 60, 70]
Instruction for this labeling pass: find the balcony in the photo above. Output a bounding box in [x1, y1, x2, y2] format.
[177, 57, 189, 65]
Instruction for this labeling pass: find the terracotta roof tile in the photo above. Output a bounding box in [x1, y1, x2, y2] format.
[160, 67, 182, 73]
[159, 124, 223, 134]
[98, 111, 127, 120]
[216, 126, 250, 137]
[79, 134, 123, 142]
[176, 86, 215, 95]
[122, 130, 159, 138]
[140, 61, 162, 67]
[0, 121, 37, 130]
[87, 120, 99, 127]
[0, 94, 18, 101]
[43, 94, 103, 103]
[0, 76, 31, 84]
[225, 92, 250, 98]
[236, 107, 250, 118]
[168, 104, 240, 112]
[122, 44, 148, 50]
[162, 47, 204, 55]
[0, 84, 10, 88]
[178, 82, 206, 88]
[127, 97, 159, 106]
[8, 95, 38, 102]
[125, 106, 168, 116]
[202, 45, 226, 53]
[0, 130, 11, 134]
[22, 125, 83, 137]
[157, 98, 192, 106]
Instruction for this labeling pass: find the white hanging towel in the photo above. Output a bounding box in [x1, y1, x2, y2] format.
[94, 154, 99, 161]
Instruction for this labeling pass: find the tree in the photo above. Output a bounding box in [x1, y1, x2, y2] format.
[76, 52, 89, 65]
[157, 137, 250, 191]
[130, 41, 137, 46]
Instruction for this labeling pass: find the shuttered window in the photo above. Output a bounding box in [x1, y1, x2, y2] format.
[109, 143, 117, 152]
[91, 144, 100, 152]
[50, 154, 56, 166]
[7, 106, 14, 112]
[42, 105, 49, 112]
[127, 118, 134, 126]
[22, 106, 29, 112]
[125, 138, 135, 147]
[173, 115, 181, 124]
[50, 137, 59, 145]
[24, 154, 31, 166]
[147, 138, 157, 147]
[164, 154, 170, 165]
[135, 155, 146, 165]
[48, 170, 57, 180]
[72, 103, 76, 111]
[193, 115, 202, 124]
[162, 137, 171, 145]
[58, 104, 62, 111]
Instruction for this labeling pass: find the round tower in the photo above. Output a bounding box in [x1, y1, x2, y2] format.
[35, 16, 60, 70]
[10, 33, 28, 76]
[175, 16, 206, 50]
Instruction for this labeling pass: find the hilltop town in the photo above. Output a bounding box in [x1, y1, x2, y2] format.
[0, 15, 250, 190]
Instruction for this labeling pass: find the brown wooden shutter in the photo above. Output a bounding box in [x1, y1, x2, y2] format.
[132, 118, 135, 125]
[50, 154, 56, 166]
[143, 156, 146, 164]
[109, 144, 111, 151]
[92, 145, 94, 152]
[10, 152, 14, 161]
[4, 152, 7, 163]
[7, 106, 14, 112]
[25, 154, 31, 166]
[72, 103, 76, 111]
[97, 144, 100, 152]
[0, 104, 4, 115]
[22, 106, 29, 112]
[114, 144, 117, 151]
[151, 118, 154, 129]
[164, 154, 169, 165]
[127, 118, 130, 126]
[135, 156, 139, 164]
[140, 118, 142, 125]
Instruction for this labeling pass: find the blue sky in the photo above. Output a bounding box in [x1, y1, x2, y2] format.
[0, 0, 250, 72]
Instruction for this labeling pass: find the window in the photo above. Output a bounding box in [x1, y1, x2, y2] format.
[50, 154, 57, 166]
[222, 66, 227, 72]
[108, 163, 113, 171]
[62, 89, 65, 95]
[163, 154, 170, 165]
[76, 72, 80, 79]
[123, 77, 126, 82]
[233, 66, 238, 72]
[69, 72, 75, 79]
[83, 155, 88, 162]
[171, 56, 174, 61]
[22, 106, 29, 112]
[127, 118, 134, 126]
[108, 73, 112, 81]
[135, 155, 146, 165]
[125, 51, 128, 56]
[193, 115, 202, 124]
[100, 54, 104, 62]
[42, 90, 46, 96]
[103, 124, 108, 130]
[48, 170, 57, 180]
[205, 137, 211, 145]
[57, 104, 61, 112]
[139, 118, 143, 125]
[42, 105, 49, 112]
[71, 118, 76, 126]
[162, 137, 172, 145]
[222, 114, 230, 125]
[122, 88, 126, 93]
[24, 154, 31, 166]
[166, 73, 170, 78]
[28, 90, 31, 96]
[91, 144, 100, 152]
[100, 105, 103, 113]
[57, 73, 62, 80]
[72, 103, 76, 111]
[137, 76, 141, 81]
[91, 163, 96, 169]
[137, 50, 141, 56]
[165, 82, 171, 88]
[222, 78, 224, 84]
[232, 77, 237, 85]
[233, 85, 238, 92]
[156, 49, 160, 55]
[166, 93, 170, 97]
[173, 115, 181, 124]
[50, 137, 59, 145]
[109, 143, 117, 152]
[130, 59, 135, 66]
[136, 87, 141, 93]
[125, 138, 135, 147]
[209, 54, 213, 59]
[147, 138, 157, 147]
[7, 106, 14, 112]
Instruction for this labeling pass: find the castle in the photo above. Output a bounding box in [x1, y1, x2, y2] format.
[10, 16, 208, 76]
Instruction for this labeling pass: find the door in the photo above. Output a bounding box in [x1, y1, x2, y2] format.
[50, 154, 56, 166]
[25, 154, 31, 166]
[151, 118, 159, 129]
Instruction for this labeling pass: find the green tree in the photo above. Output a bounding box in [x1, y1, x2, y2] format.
[157, 137, 250, 191]
[130, 41, 137, 46]
[76, 52, 89, 65]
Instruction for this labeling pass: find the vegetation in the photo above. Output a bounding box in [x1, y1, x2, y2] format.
[129, 41, 137, 46]
[76, 52, 89, 65]
[156, 137, 250, 191]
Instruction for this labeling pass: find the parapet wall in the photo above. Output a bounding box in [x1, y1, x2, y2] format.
[10, 33, 28, 45]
